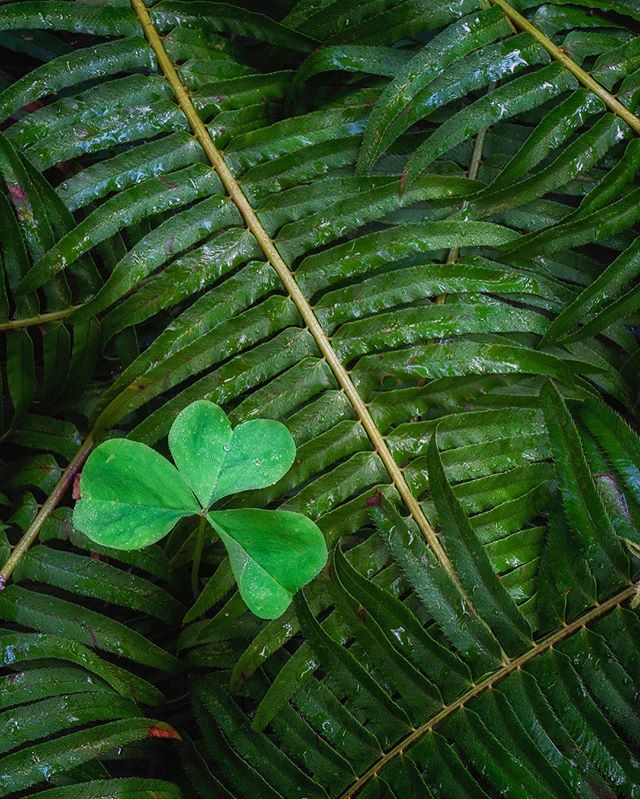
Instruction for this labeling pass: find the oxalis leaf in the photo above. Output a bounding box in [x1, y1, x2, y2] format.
[73, 400, 327, 619]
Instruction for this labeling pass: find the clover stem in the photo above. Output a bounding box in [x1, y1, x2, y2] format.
[191, 515, 207, 599]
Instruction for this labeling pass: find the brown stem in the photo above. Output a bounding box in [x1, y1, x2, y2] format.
[0, 306, 76, 332]
[0, 434, 94, 588]
[130, 0, 457, 581]
[490, 0, 640, 135]
[340, 583, 635, 797]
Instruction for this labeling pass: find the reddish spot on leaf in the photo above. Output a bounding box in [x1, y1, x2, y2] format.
[8, 184, 27, 205]
[399, 171, 408, 195]
[148, 725, 181, 740]
[72, 473, 82, 500]
[90, 551, 101, 561]
[86, 626, 98, 648]
[157, 175, 176, 190]
[366, 489, 382, 507]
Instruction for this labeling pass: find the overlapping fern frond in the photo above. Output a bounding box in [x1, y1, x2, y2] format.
[1, 0, 640, 796]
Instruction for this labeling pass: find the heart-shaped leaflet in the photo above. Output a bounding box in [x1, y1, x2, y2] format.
[73, 401, 327, 618]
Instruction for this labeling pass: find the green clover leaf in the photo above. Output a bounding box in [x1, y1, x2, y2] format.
[73, 400, 327, 618]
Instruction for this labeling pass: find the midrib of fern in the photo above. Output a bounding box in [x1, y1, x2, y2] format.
[0, 435, 94, 588]
[0, 0, 458, 587]
[339, 582, 637, 799]
[438, 99, 492, 304]
[129, 0, 455, 576]
[425, 0, 640, 306]
[490, 0, 640, 134]
[0, 305, 75, 331]
[3, 0, 637, 336]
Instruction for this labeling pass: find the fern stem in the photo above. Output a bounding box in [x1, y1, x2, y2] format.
[490, 0, 640, 135]
[0, 434, 94, 588]
[130, 0, 458, 581]
[438, 104, 492, 304]
[0, 306, 76, 331]
[339, 582, 635, 798]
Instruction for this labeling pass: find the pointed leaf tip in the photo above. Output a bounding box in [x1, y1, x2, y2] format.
[148, 724, 181, 740]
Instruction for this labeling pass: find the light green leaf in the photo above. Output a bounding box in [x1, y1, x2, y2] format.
[211, 417, 297, 502]
[168, 400, 297, 506]
[73, 438, 198, 550]
[168, 399, 232, 507]
[73, 402, 324, 618]
[208, 509, 327, 619]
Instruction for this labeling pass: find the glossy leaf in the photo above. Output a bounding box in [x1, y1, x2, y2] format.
[73, 438, 198, 550]
[73, 401, 325, 618]
[1, 2, 640, 798]
[208, 509, 327, 619]
[168, 399, 232, 508]
[540, 381, 628, 591]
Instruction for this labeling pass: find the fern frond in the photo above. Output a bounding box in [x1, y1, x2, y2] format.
[1, 1, 640, 796]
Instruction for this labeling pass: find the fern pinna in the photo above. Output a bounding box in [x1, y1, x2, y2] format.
[1, 0, 640, 797]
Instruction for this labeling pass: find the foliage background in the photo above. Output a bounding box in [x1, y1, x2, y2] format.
[1, 1, 640, 797]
